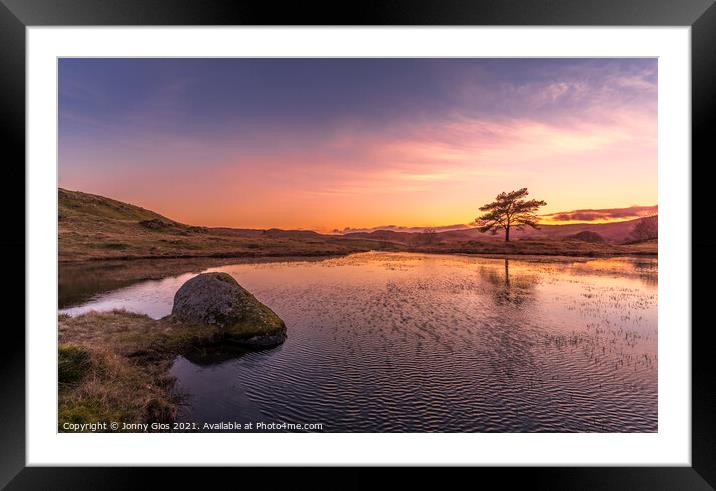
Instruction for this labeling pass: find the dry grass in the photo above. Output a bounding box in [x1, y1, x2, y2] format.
[58, 342, 176, 429]
[59, 188, 399, 262]
[409, 238, 657, 257]
[59, 188, 655, 263]
[57, 309, 269, 431]
[59, 310, 218, 355]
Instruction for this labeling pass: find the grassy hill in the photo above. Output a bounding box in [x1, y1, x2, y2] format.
[59, 188, 656, 262]
[59, 188, 171, 222]
[58, 188, 401, 262]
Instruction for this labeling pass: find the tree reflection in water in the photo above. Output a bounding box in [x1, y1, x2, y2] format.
[480, 257, 539, 306]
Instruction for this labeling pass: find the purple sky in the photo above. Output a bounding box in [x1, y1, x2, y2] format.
[59, 58, 657, 231]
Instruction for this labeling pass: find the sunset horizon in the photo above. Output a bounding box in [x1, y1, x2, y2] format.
[57, 184, 658, 233]
[59, 58, 657, 232]
[58, 56, 660, 436]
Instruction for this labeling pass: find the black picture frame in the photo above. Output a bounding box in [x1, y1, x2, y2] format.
[3, 0, 714, 488]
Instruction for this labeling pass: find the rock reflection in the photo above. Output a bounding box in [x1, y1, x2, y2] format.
[61, 252, 657, 432]
[182, 345, 253, 366]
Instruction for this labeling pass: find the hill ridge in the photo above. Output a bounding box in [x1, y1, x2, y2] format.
[58, 188, 657, 261]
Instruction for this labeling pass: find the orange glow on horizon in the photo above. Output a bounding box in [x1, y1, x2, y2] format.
[59, 59, 657, 232]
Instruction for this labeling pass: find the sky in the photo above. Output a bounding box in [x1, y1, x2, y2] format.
[59, 58, 657, 232]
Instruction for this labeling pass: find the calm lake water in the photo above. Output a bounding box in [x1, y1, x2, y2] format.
[60, 252, 658, 432]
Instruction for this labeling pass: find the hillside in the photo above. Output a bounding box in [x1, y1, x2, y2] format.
[344, 218, 649, 244]
[58, 188, 656, 262]
[58, 188, 401, 262]
[59, 188, 172, 222]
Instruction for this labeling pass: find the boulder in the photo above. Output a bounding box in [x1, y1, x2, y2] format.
[171, 272, 286, 347]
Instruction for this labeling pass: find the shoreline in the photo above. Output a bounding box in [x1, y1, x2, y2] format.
[58, 249, 658, 432]
[58, 250, 352, 263]
[58, 309, 284, 432]
[58, 244, 657, 264]
[59, 249, 657, 311]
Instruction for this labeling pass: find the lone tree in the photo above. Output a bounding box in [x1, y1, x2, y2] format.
[475, 188, 547, 242]
[419, 227, 438, 246]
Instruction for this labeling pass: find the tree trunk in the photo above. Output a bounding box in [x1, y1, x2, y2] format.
[504, 258, 510, 287]
[505, 226, 510, 242]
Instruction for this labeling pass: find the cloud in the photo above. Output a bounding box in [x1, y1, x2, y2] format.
[541, 205, 658, 223]
[340, 205, 659, 233]
[217, 107, 654, 197]
[59, 59, 657, 230]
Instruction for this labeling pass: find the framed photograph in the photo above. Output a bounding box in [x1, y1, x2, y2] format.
[5, 0, 714, 487]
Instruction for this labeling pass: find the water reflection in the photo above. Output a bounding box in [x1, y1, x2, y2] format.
[479, 258, 540, 306]
[633, 260, 658, 287]
[181, 343, 285, 366]
[58, 255, 337, 309]
[60, 252, 657, 432]
[59, 257, 239, 308]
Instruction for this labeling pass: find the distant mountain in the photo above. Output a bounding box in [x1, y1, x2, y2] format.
[58, 187, 656, 261]
[345, 217, 653, 244]
[510, 219, 650, 242]
[58, 188, 403, 261]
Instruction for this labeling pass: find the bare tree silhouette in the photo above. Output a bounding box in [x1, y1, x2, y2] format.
[421, 227, 438, 245]
[631, 215, 658, 241]
[475, 188, 547, 242]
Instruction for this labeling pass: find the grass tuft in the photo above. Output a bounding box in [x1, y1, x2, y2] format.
[58, 344, 91, 386]
[57, 307, 284, 431]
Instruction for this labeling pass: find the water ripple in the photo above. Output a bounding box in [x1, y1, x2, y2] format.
[163, 253, 658, 432]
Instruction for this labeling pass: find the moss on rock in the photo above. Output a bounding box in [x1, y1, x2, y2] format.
[58, 273, 287, 430]
[171, 272, 286, 346]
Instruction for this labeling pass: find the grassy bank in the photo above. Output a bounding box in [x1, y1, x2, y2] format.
[58, 310, 264, 431]
[409, 238, 657, 257]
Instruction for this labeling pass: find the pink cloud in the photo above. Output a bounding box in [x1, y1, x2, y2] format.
[542, 205, 658, 223]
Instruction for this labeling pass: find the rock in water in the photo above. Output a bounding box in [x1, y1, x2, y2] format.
[171, 272, 286, 347]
